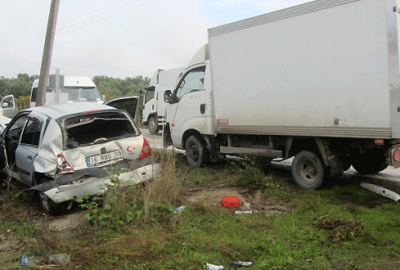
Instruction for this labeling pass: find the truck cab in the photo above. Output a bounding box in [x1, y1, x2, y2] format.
[30, 74, 103, 108]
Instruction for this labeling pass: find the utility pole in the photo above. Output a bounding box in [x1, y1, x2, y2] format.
[36, 0, 60, 107]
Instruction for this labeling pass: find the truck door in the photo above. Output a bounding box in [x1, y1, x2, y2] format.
[166, 65, 206, 147]
[142, 86, 156, 124]
[0, 95, 16, 118]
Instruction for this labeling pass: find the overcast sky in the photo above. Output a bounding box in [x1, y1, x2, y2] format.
[1, 0, 312, 79]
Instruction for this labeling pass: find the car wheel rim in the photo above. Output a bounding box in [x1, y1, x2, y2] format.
[299, 160, 317, 183]
[39, 192, 50, 212]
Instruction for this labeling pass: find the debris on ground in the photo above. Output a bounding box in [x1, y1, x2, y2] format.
[174, 206, 186, 213]
[20, 253, 70, 267]
[361, 183, 400, 202]
[221, 196, 240, 208]
[228, 261, 252, 268]
[235, 210, 252, 215]
[206, 263, 224, 269]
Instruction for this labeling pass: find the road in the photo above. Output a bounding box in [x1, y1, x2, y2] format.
[141, 128, 400, 188]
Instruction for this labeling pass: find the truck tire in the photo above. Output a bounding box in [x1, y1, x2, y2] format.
[185, 135, 208, 167]
[352, 150, 388, 174]
[292, 151, 326, 189]
[148, 117, 158, 135]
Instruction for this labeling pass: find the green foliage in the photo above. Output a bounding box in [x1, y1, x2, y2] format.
[16, 95, 30, 111]
[0, 74, 150, 101]
[233, 157, 268, 189]
[0, 73, 38, 98]
[93, 75, 150, 98]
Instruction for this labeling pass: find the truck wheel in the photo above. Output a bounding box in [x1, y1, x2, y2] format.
[292, 151, 326, 189]
[148, 117, 158, 135]
[185, 136, 208, 167]
[352, 150, 388, 174]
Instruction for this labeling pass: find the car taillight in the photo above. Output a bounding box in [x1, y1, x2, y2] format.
[394, 149, 400, 162]
[57, 153, 75, 174]
[138, 138, 151, 159]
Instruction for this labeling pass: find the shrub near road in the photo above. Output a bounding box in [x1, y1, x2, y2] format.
[1, 152, 400, 269]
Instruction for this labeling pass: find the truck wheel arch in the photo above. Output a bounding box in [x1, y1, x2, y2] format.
[183, 130, 208, 150]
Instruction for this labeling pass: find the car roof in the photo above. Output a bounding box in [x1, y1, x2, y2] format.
[26, 102, 116, 119]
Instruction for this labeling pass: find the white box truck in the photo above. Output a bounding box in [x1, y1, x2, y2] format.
[30, 74, 103, 108]
[163, 0, 400, 189]
[143, 67, 183, 134]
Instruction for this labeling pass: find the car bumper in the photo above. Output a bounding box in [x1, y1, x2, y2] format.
[33, 161, 161, 204]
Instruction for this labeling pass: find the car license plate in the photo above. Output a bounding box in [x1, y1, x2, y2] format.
[86, 150, 123, 167]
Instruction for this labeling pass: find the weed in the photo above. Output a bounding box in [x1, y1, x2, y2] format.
[313, 214, 363, 242]
[232, 157, 267, 189]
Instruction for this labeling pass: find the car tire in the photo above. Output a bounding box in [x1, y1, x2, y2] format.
[185, 135, 208, 167]
[38, 192, 67, 216]
[148, 117, 158, 135]
[292, 151, 326, 190]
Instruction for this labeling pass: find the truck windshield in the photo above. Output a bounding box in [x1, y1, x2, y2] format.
[62, 87, 102, 101]
[144, 87, 155, 103]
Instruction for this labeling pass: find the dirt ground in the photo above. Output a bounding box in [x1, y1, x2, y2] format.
[35, 184, 293, 236]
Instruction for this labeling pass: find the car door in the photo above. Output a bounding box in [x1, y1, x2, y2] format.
[0, 95, 16, 118]
[105, 96, 139, 124]
[15, 115, 44, 186]
[3, 113, 29, 182]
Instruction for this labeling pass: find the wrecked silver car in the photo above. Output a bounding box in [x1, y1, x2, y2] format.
[0, 102, 160, 215]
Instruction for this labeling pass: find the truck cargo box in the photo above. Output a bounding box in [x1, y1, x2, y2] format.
[208, 0, 400, 139]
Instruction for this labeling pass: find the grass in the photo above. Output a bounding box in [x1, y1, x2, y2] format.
[1, 153, 400, 269]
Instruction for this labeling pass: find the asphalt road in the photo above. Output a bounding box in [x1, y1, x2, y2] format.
[141, 128, 400, 191]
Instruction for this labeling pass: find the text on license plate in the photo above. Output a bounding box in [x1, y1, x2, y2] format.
[86, 150, 123, 167]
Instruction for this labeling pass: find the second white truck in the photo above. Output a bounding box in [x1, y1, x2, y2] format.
[163, 0, 400, 189]
[142, 67, 183, 134]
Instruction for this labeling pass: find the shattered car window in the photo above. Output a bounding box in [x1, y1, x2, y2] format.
[21, 118, 42, 147]
[63, 111, 138, 149]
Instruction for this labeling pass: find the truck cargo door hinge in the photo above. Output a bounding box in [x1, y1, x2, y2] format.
[394, 6, 398, 12]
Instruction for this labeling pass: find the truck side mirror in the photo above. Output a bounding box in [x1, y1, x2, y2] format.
[164, 90, 172, 103]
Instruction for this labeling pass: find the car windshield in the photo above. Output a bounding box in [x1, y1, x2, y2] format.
[63, 111, 138, 149]
[62, 87, 102, 101]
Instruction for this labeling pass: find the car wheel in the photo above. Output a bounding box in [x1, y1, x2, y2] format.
[292, 151, 326, 190]
[38, 192, 67, 216]
[148, 117, 158, 135]
[185, 135, 208, 167]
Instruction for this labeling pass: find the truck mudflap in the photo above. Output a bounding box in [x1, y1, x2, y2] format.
[163, 123, 173, 148]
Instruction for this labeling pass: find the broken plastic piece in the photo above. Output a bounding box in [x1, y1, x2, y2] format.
[229, 261, 253, 267]
[361, 183, 400, 202]
[174, 206, 186, 213]
[20, 255, 28, 266]
[235, 211, 252, 215]
[206, 263, 224, 269]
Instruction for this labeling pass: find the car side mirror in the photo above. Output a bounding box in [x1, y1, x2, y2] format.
[164, 90, 172, 103]
[2, 103, 8, 108]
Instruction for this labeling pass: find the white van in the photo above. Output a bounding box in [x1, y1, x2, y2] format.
[30, 74, 103, 108]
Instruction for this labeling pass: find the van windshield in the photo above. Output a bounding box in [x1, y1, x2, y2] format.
[62, 87, 102, 101]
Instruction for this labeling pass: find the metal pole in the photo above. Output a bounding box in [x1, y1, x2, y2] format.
[55, 68, 60, 104]
[36, 0, 60, 107]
